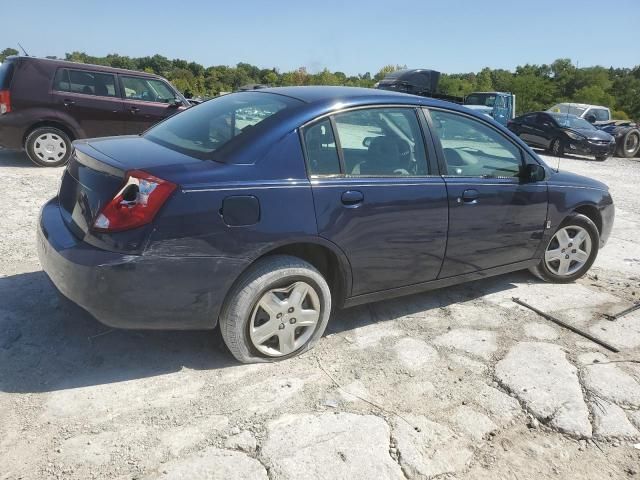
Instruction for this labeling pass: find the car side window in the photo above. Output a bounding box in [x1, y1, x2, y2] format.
[587, 108, 609, 121]
[121, 76, 176, 103]
[53, 69, 117, 97]
[429, 109, 523, 178]
[304, 119, 341, 176]
[523, 113, 537, 125]
[332, 108, 428, 176]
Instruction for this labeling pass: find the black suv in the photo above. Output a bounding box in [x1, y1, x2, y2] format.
[0, 56, 188, 167]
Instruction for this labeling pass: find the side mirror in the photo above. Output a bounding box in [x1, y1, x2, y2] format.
[585, 114, 597, 124]
[523, 163, 546, 182]
[362, 137, 373, 148]
[169, 97, 183, 107]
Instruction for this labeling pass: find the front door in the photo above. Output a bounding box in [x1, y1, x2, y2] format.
[303, 107, 449, 296]
[426, 108, 548, 278]
[119, 75, 185, 134]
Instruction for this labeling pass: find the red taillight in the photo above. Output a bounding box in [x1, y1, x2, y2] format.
[93, 170, 176, 232]
[0, 90, 11, 114]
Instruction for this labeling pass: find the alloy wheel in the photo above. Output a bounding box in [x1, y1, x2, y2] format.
[625, 131, 639, 155]
[248, 281, 321, 357]
[544, 226, 592, 276]
[33, 133, 67, 163]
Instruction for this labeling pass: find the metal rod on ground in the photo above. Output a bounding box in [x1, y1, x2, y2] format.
[605, 302, 640, 321]
[512, 297, 620, 353]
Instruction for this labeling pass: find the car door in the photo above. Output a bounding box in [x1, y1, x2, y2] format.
[534, 113, 558, 149]
[492, 95, 510, 126]
[302, 107, 449, 296]
[119, 75, 185, 134]
[425, 108, 548, 278]
[51, 68, 126, 138]
[515, 113, 541, 146]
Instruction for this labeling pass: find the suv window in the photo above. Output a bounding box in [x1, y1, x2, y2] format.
[586, 108, 609, 121]
[429, 109, 522, 178]
[332, 108, 428, 176]
[54, 69, 117, 97]
[0, 60, 15, 89]
[121, 76, 176, 103]
[304, 119, 341, 176]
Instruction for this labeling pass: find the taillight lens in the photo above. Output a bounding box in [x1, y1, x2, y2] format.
[93, 170, 176, 232]
[0, 90, 11, 114]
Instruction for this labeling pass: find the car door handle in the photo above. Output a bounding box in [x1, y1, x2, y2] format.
[130, 106, 140, 114]
[63, 99, 75, 107]
[460, 189, 479, 205]
[341, 190, 364, 206]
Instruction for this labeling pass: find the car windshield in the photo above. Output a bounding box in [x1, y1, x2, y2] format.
[465, 93, 496, 107]
[547, 103, 588, 117]
[145, 92, 299, 159]
[549, 113, 596, 130]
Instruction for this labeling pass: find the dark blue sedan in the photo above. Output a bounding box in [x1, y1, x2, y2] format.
[37, 86, 614, 363]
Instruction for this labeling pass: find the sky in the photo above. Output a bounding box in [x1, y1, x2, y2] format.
[2, 0, 639, 75]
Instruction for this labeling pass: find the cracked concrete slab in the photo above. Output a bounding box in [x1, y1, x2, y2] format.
[394, 337, 439, 371]
[262, 413, 404, 479]
[433, 328, 497, 359]
[452, 405, 498, 440]
[146, 447, 268, 479]
[524, 322, 559, 340]
[392, 414, 473, 478]
[589, 314, 640, 350]
[583, 363, 640, 408]
[472, 382, 522, 424]
[591, 400, 639, 438]
[495, 342, 591, 437]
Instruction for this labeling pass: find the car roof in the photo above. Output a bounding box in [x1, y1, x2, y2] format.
[14, 56, 164, 78]
[551, 102, 608, 109]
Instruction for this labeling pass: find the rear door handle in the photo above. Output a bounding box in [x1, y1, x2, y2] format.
[130, 106, 140, 114]
[460, 189, 479, 205]
[63, 99, 75, 107]
[341, 190, 364, 206]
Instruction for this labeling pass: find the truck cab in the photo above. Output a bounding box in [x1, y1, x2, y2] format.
[463, 92, 516, 126]
[547, 103, 611, 123]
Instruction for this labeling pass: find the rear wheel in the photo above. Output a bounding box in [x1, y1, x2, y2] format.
[25, 127, 72, 167]
[617, 129, 640, 158]
[219, 255, 331, 363]
[529, 213, 599, 283]
[549, 138, 564, 157]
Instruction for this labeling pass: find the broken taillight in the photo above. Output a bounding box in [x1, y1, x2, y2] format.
[93, 170, 176, 232]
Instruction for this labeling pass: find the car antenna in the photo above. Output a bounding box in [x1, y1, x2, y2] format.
[17, 43, 29, 56]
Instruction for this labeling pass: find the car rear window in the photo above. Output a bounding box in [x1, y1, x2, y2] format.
[145, 92, 301, 160]
[0, 60, 15, 89]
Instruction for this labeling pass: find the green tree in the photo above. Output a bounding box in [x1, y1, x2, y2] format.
[0, 47, 19, 62]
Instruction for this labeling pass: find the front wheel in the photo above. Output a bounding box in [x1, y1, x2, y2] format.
[529, 213, 599, 283]
[219, 255, 331, 363]
[25, 127, 72, 167]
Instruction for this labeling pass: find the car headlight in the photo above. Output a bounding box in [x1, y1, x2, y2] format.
[565, 131, 585, 141]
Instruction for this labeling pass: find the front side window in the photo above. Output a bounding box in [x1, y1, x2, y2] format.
[332, 108, 428, 176]
[54, 69, 117, 97]
[586, 108, 609, 121]
[121, 76, 176, 103]
[145, 92, 297, 159]
[304, 119, 341, 176]
[429, 109, 522, 178]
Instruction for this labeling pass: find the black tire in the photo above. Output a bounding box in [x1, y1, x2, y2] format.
[25, 126, 72, 167]
[549, 138, 564, 157]
[219, 255, 332, 363]
[529, 213, 599, 283]
[617, 129, 640, 158]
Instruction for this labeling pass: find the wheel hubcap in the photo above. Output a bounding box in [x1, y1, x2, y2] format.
[33, 133, 67, 163]
[249, 281, 321, 357]
[544, 226, 592, 276]
[625, 132, 639, 154]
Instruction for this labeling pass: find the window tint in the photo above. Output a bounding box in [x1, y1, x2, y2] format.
[333, 108, 428, 176]
[429, 110, 522, 178]
[587, 108, 609, 121]
[121, 76, 176, 103]
[523, 113, 538, 125]
[304, 119, 341, 176]
[0, 60, 15, 89]
[145, 92, 297, 159]
[54, 69, 117, 97]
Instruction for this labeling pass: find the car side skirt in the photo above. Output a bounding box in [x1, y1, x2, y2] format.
[343, 259, 539, 308]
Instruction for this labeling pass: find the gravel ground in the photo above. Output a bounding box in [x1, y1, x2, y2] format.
[1, 148, 639, 480]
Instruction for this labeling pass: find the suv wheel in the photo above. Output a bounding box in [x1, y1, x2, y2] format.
[220, 255, 332, 363]
[25, 127, 72, 167]
[529, 213, 599, 283]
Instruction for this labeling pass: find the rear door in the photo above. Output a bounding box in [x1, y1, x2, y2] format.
[303, 106, 449, 296]
[492, 95, 510, 126]
[426, 108, 548, 278]
[119, 75, 185, 134]
[51, 68, 126, 138]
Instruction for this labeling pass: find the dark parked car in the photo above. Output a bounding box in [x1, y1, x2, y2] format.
[507, 111, 616, 161]
[37, 87, 614, 363]
[0, 56, 188, 167]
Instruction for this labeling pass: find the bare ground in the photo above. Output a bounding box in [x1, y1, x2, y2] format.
[1, 149, 639, 479]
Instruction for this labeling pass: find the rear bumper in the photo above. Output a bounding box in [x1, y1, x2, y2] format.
[37, 198, 249, 330]
[0, 113, 26, 150]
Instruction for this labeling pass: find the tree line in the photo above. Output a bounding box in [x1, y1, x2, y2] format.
[1, 47, 639, 120]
